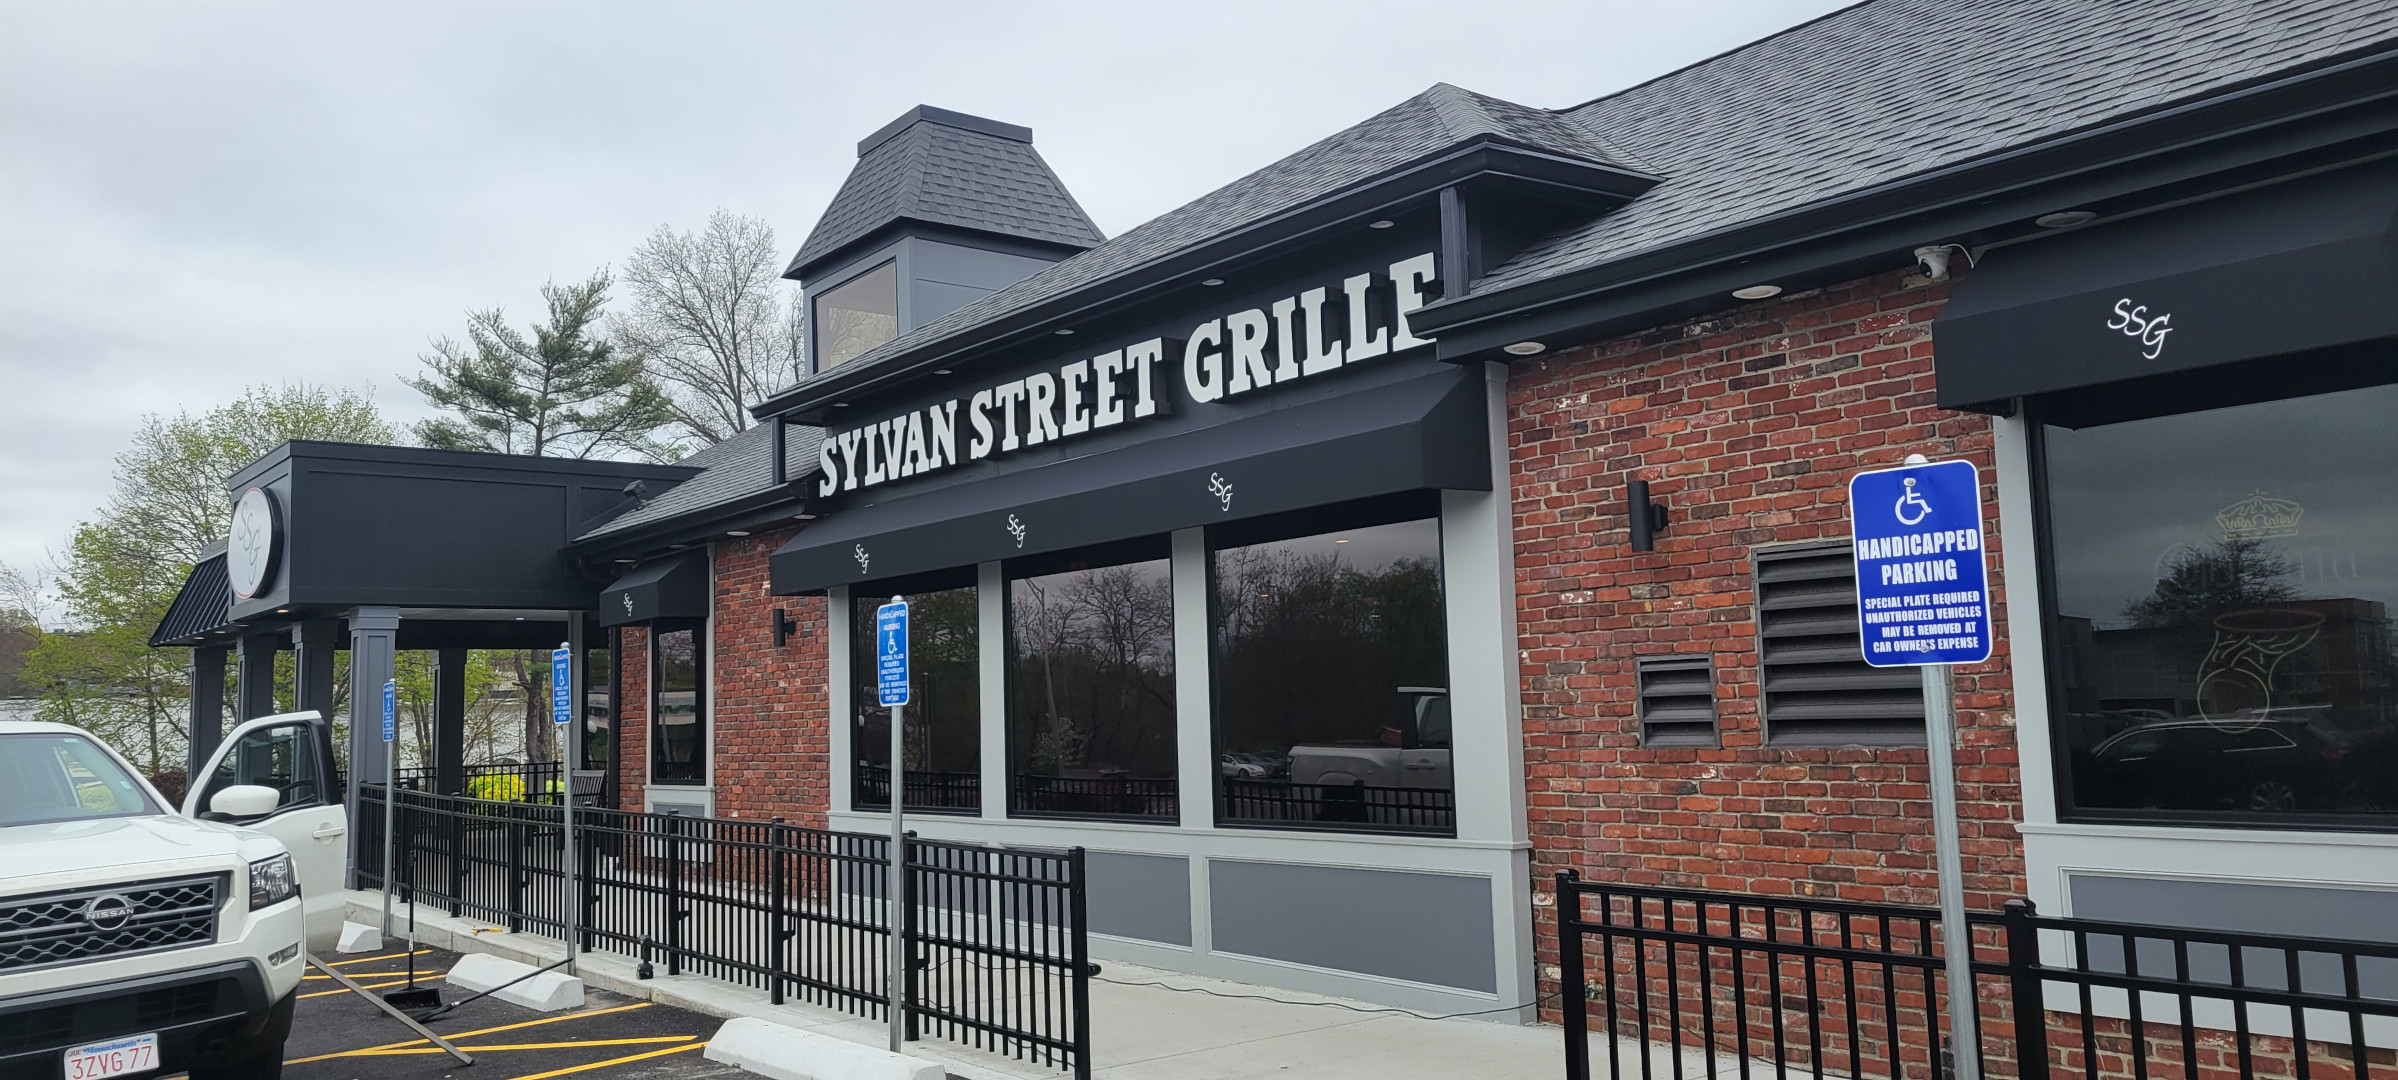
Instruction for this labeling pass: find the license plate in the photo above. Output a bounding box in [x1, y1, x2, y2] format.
[63, 1033, 157, 1080]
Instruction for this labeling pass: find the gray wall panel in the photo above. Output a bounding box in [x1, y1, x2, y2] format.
[1087, 852, 1190, 947]
[2068, 874, 2398, 1000]
[1210, 861, 1494, 992]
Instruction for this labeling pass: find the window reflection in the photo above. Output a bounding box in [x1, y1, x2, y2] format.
[1008, 548, 1176, 820]
[813, 261, 898, 371]
[651, 625, 706, 785]
[854, 585, 980, 813]
[1214, 515, 1452, 835]
[2046, 382, 2397, 820]
[582, 646, 611, 774]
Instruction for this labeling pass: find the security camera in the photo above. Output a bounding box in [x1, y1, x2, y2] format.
[1913, 245, 1953, 281]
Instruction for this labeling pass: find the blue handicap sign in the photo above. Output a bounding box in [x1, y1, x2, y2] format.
[381, 679, 396, 742]
[552, 645, 574, 726]
[875, 599, 910, 707]
[1848, 458, 1993, 667]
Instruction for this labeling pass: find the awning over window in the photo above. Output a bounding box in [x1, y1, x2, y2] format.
[597, 550, 710, 626]
[1933, 159, 2398, 414]
[150, 550, 234, 647]
[771, 366, 1489, 595]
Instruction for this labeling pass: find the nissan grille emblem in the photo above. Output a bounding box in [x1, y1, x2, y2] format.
[84, 894, 134, 931]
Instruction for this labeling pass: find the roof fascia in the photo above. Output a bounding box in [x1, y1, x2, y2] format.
[749, 139, 1662, 421]
[568, 484, 810, 563]
[1410, 43, 2398, 354]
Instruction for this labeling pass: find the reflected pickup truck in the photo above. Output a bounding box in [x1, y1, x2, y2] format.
[0, 713, 348, 1080]
[1288, 687, 1454, 793]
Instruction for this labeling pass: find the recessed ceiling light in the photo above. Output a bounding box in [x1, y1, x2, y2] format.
[514, 617, 525, 621]
[1054, 328, 1075, 336]
[1200, 278, 1224, 287]
[2035, 210, 2097, 228]
[1732, 284, 1783, 300]
[726, 530, 750, 537]
[832, 402, 851, 408]
[933, 369, 952, 376]
[276, 608, 290, 614]
[1334, 539, 1350, 544]
[1502, 341, 1547, 356]
[1368, 220, 1394, 229]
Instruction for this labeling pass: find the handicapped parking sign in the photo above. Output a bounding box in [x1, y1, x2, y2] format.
[875, 598, 909, 707]
[1848, 458, 1993, 667]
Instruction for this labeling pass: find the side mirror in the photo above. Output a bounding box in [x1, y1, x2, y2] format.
[208, 785, 281, 819]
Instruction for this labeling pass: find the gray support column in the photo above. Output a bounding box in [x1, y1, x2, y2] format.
[292, 622, 337, 719]
[976, 565, 1006, 822]
[433, 648, 468, 795]
[828, 587, 853, 815]
[1168, 528, 1216, 958]
[187, 646, 230, 784]
[235, 632, 279, 721]
[345, 607, 400, 885]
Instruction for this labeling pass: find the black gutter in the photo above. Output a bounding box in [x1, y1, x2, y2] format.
[1407, 41, 2398, 358]
[748, 139, 1661, 423]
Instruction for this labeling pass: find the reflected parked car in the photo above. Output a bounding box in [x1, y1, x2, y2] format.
[2081, 710, 2354, 813]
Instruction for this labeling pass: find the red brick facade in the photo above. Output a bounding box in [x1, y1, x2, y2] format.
[1508, 265, 2029, 985]
[608, 530, 830, 826]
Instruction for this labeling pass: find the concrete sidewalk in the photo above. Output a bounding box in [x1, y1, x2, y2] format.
[340, 890, 1566, 1079]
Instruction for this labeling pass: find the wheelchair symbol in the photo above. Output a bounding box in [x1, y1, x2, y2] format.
[1894, 478, 1933, 526]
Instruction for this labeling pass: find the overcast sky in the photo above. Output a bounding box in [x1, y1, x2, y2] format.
[0, 0, 1849, 590]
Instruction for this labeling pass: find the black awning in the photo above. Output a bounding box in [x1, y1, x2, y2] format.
[150, 552, 234, 647]
[597, 550, 710, 626]
[1933, 159, 2398, 414]
[772, 366, 1489, 594]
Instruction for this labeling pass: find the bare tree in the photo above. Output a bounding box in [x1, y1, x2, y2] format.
[615, 211, 804, 447]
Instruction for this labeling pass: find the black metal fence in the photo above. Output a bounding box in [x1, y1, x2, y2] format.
[1219, 778, 1455, 834]
[1556, 872, 2398, 1080]
[393, 762, 566, 802]
[853, 765, 982, 812]
[357, 786, 1092, 1076]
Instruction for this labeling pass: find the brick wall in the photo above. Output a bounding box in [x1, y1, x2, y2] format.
[614, 625, 647, 811]
[1509, 265, 2029, 1000]
[706, 529, 831, 827]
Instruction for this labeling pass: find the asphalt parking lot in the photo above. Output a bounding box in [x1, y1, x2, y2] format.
[266, 947, 743, 1080]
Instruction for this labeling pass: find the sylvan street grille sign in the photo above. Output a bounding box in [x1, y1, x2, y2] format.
[815, 253, 1439, 497]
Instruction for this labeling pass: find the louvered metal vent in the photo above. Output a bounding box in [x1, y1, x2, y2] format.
[0, 876, 222, 973]
[1636, 656, 1719, 747]
[1753, 542, 1924, 745]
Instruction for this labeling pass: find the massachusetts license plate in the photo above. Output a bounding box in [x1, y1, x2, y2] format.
[63, 1033, 157, 1080]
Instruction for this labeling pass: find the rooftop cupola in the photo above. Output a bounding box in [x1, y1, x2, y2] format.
[787, 105, 1103, 376]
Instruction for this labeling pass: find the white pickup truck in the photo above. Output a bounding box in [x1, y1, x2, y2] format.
[0, 712, 349, 1080]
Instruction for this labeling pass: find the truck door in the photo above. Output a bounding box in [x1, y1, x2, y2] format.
[185, 711, 348, 950]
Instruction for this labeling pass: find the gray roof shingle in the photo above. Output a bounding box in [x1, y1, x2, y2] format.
[1478, 0, 2398, 291]
[577, 421, 823, 541]
[788, 107, 1105, 279]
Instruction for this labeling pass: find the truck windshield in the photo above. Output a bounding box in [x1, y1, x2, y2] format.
[0, 733, 161, 826]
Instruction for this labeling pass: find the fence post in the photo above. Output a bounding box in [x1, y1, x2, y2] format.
[1559, 869, 1589, 1080]
[446, 795, 464, 918]
[577, 814, 595, 953]
[506, 806, 525, 932]
[902, 831, 919, 1043]
[666, 812, 684, 978]
[2003, 899, 2048, 1080]
[770, 818, 787, 1007]
[1069, 846, 1091, 1080]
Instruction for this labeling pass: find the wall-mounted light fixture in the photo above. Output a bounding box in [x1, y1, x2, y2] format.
[1627, 476, 1670, 552]
[771, 608, 798, 647]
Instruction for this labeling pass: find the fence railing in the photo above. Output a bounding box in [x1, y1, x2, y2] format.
[1556, 871, 2398, 1080]
[358, 786, 1092, 1076]
[393, 761, 566, 803]
[1219, 777, 1455, 834]
[1008, 775, 1178, 819]
[853, 765, 983, 812]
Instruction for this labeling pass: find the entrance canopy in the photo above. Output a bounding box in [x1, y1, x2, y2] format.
[1933, 159, 2398, 414]
[771, 366, 1489, 594]
[596, 550, 709, 627]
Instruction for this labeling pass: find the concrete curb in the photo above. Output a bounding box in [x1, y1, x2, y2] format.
[447, 952, 585, 1011]
[705, 1017, 944, 1080]
[339, 891, 1037, 1080]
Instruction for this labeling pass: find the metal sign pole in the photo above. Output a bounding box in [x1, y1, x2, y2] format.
[876, 596, 911, 1055]
[553, 641, 578, 977]
[380, 678, 397, 938]
[1921, 662, 1980, 1080]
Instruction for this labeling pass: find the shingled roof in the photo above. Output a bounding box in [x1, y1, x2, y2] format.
[768, 0, 2398, 396]
[576, 420, 823, 541]
[786, 106, 1105, 281]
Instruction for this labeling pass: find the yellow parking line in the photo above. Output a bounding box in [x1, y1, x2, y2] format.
[504, 1041, 709, 1080]
[284, 1001, 655, 1063]
[322, 949, 431, 967]
[342, 1035, 698, 1058]
[297, 973, 444, 999]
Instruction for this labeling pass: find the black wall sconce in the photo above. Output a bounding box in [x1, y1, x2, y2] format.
[1627, 476, 1670, 551]
[771, 608, 798, 647]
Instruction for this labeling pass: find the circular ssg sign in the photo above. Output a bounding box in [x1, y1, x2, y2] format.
[227, 486, 283, 599]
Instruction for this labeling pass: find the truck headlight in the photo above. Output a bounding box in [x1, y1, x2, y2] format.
[249, 853, 298, 909]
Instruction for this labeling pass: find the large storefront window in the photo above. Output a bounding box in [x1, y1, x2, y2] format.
[582, 644, 611, 774]
[650, 624, 706, 785]
[1008, 542, 1176, 820]
[853, 582, 980, 812]
[2045, 381, 2397, 824]
[1213, 508, 1451, 835]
